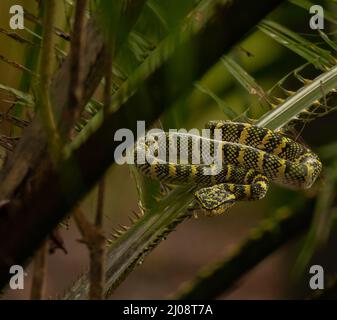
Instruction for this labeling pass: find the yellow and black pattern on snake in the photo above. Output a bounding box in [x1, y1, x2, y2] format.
[134, 121, 322, 216]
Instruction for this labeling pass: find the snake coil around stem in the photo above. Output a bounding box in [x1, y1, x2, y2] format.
[134, 121, 322, 216]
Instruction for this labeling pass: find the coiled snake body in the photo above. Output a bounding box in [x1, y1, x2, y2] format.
[134, 121, 322, 215]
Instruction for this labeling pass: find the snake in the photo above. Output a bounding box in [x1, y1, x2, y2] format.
[133, 121, 322, 216]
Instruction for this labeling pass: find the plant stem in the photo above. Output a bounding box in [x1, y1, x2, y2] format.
[38, 0, 61, 156]
[30, 241, 48, 300]
[62, 0, 88, 138]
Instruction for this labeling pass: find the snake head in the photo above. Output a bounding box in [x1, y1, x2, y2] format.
[194, 184, 236, 216]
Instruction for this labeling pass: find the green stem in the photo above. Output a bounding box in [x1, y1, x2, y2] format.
[38, 0, 60, 155]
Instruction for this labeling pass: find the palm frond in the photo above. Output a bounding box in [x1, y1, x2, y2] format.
[259, 20, 335, 69]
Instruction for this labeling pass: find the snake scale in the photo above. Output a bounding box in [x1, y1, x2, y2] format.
[134, 121, 322, 216]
